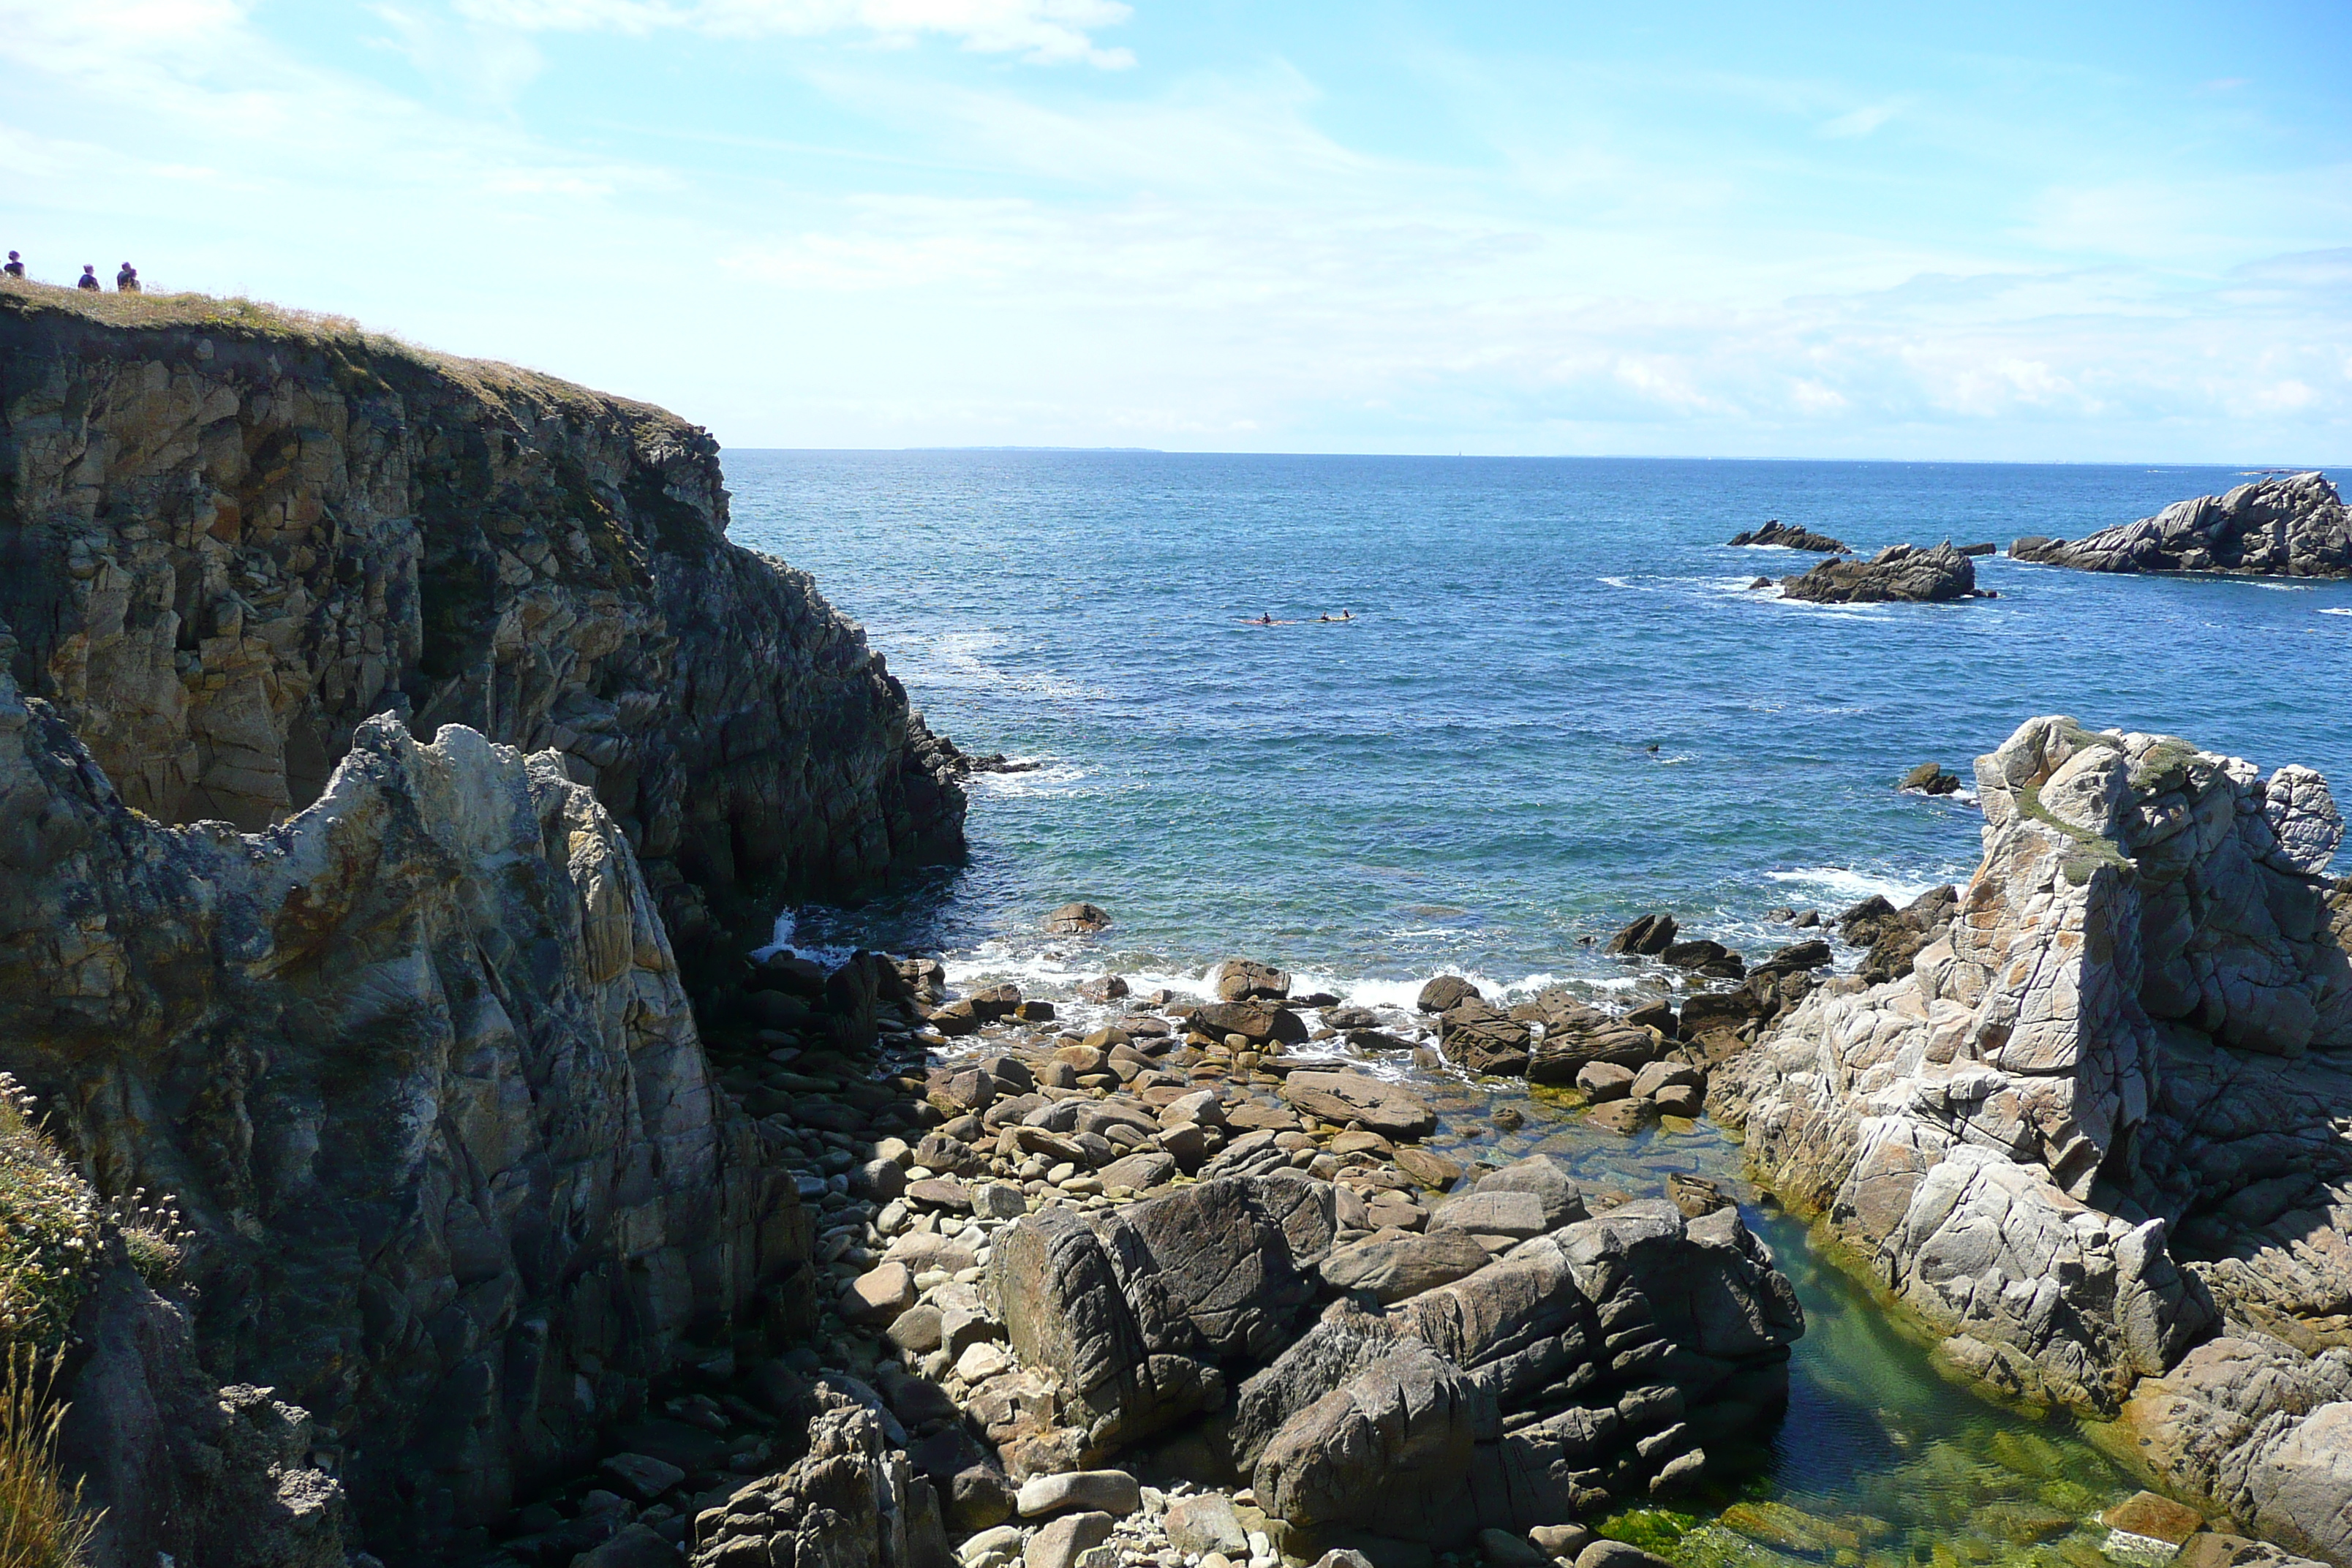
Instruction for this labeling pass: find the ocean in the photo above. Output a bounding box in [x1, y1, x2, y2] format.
[729, 452, 2352, 1557]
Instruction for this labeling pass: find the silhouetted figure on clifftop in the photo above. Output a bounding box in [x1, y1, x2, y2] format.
[2, 252, 23, 279]
[77, 265, 99, 291]
[116, 263, 140, 293]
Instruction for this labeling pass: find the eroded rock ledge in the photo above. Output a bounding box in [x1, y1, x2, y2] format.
[1712, 715, 2352, 1562]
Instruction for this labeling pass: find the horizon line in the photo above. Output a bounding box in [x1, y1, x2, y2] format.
[724, 447, 2340, 470]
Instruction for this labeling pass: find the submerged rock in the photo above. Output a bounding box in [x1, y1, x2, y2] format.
[1901, 761, 1964, 794]
[2013, 472, 2352, 578]
[1727, 521, 1850, 553]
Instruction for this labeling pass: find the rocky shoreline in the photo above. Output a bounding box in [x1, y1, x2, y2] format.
[7, 287, 2350, 1568]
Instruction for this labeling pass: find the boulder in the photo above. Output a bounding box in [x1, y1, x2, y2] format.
[1025, 1512, 1115, 1568]
[1471, 1155, 1588, 1230]
[1529, 1018, 1656, 1084]
[1046, 902, 1113, 934]
[1779, 540, 1981, 603]
[1439, 1000, 1534, 1077]
[1164, 1493, 1249, 1555]
[1236, 1201, 1802, 1546]
[843, 1264, 918, 1326]
[990, 1176, 1336, 1447]
[1016, 1470, 1140, 1518]
[1430, 1190, 1548, 1241]
[1576, 1062, 1635, 1101]
[1418, 976, 1484, 1013]
[1320, 1228, 1495, 1304]
[1213, 958, 1293, 1001]
[1192, 1000, 1310, 1047]
[1281, 1071, 1439, 1139]
[1605, 914, 1677, 956]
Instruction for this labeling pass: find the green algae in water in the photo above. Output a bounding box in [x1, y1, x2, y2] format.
[1425, 1090, 2143, 1568]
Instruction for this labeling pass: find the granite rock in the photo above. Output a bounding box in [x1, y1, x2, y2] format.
[2013, 473, 2352, 580]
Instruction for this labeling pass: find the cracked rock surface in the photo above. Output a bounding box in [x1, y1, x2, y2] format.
[1714, 712, 2352, 1556]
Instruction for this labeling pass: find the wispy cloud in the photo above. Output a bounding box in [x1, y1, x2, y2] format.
[449, 0, 1136, 66]
[1819, 101, 1900, 138]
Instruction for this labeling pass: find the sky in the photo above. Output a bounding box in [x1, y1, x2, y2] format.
[3, 1, 2349, 461]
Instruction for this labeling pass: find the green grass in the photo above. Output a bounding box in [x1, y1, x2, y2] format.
[0, 1085, 100, 1354]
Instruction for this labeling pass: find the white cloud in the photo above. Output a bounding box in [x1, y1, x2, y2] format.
[1819, 102, 1899, 138]
[449, 0, 1136, 66]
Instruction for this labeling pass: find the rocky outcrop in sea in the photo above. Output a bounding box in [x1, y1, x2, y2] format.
[2013, 472, 2352, 578]
[1776, 540, 1986, 603]
[1712, 715, 2352, 1563]
[1727, 521, 1849, 552]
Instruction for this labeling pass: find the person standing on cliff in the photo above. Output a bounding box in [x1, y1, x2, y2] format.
[77, 265, 99, 291]
[2, 252, 23, 279]
[116, 263, 140, 293]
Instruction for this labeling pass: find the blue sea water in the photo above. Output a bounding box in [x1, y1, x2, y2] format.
[729, 453, 2352, 1558]
[731, 453, 2352, 991]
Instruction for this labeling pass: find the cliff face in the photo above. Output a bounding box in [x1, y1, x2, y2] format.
[0, 287, 968, 1558]
[0, 289, 965, 938]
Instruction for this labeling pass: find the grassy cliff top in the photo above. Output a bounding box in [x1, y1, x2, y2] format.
[0, 275, 692, 432]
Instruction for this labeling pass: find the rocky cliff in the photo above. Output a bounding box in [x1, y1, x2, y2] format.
[2013, 472, 2352, 578]
[1714, 715, 2352, 1561]
[0, 287, 965, 941]
[0, 285, 968, 1560]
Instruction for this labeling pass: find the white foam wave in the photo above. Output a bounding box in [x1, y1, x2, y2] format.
[970, 762, 1094, 798]
[1599, 576, 1634, 589]
[1765, 865, 1945, 905]
[2320, 608, 2352, 618]
[749, 908, 864, 968]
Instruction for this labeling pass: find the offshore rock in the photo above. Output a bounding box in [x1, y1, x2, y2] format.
[1778, 540, 1980, 603]
[2013, 472, 2352, 579]
[0, 666, 806, 1553]
[1714, 714, 2352, 1553]
[1727, 521, 1850, 553]
[0, 291, 965, 938]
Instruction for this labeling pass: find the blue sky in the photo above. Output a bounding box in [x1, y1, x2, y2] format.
[4, 1, 2348, 461]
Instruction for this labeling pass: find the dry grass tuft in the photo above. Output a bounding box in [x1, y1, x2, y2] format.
[0, 1347, 99, 1568]
[0, 274, 666, 421]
